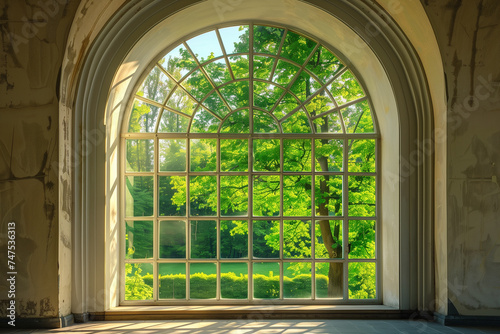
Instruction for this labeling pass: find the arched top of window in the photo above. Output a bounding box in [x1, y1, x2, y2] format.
[127, 24, 375, 135]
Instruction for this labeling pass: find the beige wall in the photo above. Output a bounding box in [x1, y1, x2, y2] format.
[422, 0, 500, 316]
[1, 0, 499, 322]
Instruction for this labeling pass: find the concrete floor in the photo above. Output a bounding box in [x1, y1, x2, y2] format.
[1, 320, 499, 334]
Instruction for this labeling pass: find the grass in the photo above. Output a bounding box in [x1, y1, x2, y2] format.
[158, 262, 304, 277]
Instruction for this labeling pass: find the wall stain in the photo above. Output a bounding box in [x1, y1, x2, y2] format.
[447, 0, 462, 46]
[469, 0, 484, 107]
[39, 297, 55, 317]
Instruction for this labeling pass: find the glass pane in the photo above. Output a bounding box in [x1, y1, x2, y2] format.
[253, 56, 274, 80]
[161, 44, 197, 81]
[273, 93, 300, 120]
[190, 220, 216, 258]
[316, 262, 343, 298]
[281, 30, 317, 65]
[349, 220, 376, 259]
[159, 176, 186, 216]
[159, 263, 186, 299]
[128, 99, 160, 133]
[219, 25, 249, 54]
[348, 139, 376, 173]
[312, 111, 343, 133]
[190, 176, 217, 216]
[315, 175, 342, 217]
[187, 30, 223, 62]
[182, 69, 213, 101]
[221, 139, 248, 172]
[190, 139, 217, 171]
[221, 263, 248, 299]
[125, 263, 153, 300]
[272, 60, 300, 87]
[315, 220, 342, 259]
[281, 110, 311, 133]
[159, 139, 186, 172]
[158, 110, 190, 133]
[220, 220, 248, 258]
[253, 139, 280, 171]
[283, 220, 311, 258]
[253, 220, 279, 258]
[190, 263, 216, 299]
[283, 262, 312, 299]
[329, 70, 365, 106]
[125, 221, 153, 259]
[253, 176, 280, 216]
[126, 139, 154, 172]
[290, 72, 321, 102]
[315, 139, 343, 172]
[125, 176, 153, 217]
[283, 139, 312, 171]
[254, 82, 284, 111]
[204, 59, 231, 86]
[305, 92, 334, 117]
[253, 110, 279, 133]
[253, 262, 280, 299]
[341, 100, 374, 133]
[220, 176, 248, 216]
[203, 91, 230, 117]
[219, 110, 248, 134]
[166, 86, 197, 115]
[219, 81, 250, 109]
[348, 176, 376, 217]
[190, 108, 220, 133]
[137, 66, 171, 104]
[254, 25, 284, 55]
[283, 175, 311, 216]
[159, 220, 186, 258]
[228, 55, 249, 79]
[306, 46, 343, 84]
[348, 262, 376, 299]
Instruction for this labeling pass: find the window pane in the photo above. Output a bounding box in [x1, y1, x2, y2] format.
[125, 221, 153, 259]
[315, 220, 342, 259]
[219, 25, 249, 54]
[190, 220, 217, 259]
[220, 221, 248, 258]
[221, 139, 248, 172]
[253, 221, 279, 258]
[283, 175, 311, 216]
[190, 263, 216, 299]
[159, 139, 186, 172]
[125, 176, 153, 217]
[281, 110, 311, 133]
[220, 110, 250, 133]
[187, 30, 223, 62]
[137, 66, 172, 104]
[158, 110, 190, 133]
[316, 262, 343, 298]
[283, 220, 311, 258]
[341, 100, 374, 133]
[306, 46, 343, 85]
[219, 80, 249, 109]
[349, 220, 376, 259]
[348, 262, 376, 299]
[204, 59, 231, 86]
[221, 263, 248, 299]
[190, 176, 217, 216]
[166, 86, 197, 115]
[253, 262, 280, 299]
[272, 60, 300, 87]
[283, 262, 312, 299]
[190, 139, 217, 171]
[315, 139, 343, 172]
[161, 44, 196, 81]
[348, 139, 376, 173]
[348, 176, 376, 217]
[312, 111, 343, 133]
[253, 175, 280, 216]
[329, 70, 365, 106]
[126, 139, 154, 172]
[253, 139, 280, 172]
[281, 30, 316, 65]
[253, 110, 279, 133]
[220, 176, 248, 216]
[159, 263, 186, 299]
[159, 220, 186, 258]
[315, 175, 342, 216]
[125, 263, 153, 300]
[253, 56, 273, 80]
[284, 139, 312, 171]
[254, 82, 284, 111]
[159, 176, 186, 216]
[190, 108, 220, 133]
[128, 99, 160, 133]
[253, 25, 284, 55]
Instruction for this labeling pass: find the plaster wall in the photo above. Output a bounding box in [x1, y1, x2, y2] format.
[0, 0, 79, 319]
[422, 0, 500, 317]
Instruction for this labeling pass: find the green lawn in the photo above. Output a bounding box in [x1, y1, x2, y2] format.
[158, 262, 301, 277]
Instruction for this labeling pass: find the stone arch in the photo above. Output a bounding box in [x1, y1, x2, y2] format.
[59, 0, 444, 316]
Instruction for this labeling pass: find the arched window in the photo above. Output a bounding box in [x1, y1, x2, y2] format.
[122, 24, 378, 304]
